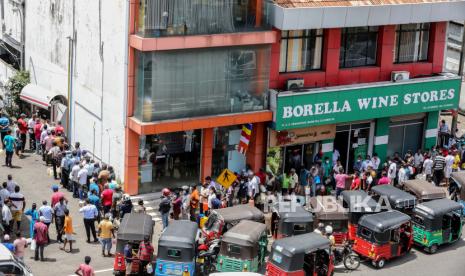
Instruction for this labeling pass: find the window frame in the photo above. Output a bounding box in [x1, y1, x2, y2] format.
[279, 29, 324, 73]
[340, 26, 379, 69]
[394, 23, 430, 64]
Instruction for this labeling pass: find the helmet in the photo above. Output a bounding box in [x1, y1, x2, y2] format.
[325, 225, 333, 235]
[162, 188, 171, 197]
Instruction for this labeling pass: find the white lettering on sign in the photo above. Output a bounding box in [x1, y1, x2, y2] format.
[281, 88, 456, 119]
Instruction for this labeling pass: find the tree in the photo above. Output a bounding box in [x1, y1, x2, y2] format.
[4, 70, 30, 118]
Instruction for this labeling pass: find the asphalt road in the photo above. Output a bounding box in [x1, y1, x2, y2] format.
[2, 148, 465, 276]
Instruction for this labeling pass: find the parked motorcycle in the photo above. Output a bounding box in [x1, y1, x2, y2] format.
[197, 239, 220, 276]
[333, 242, 361, 270]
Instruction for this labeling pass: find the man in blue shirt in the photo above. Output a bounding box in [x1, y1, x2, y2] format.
[0, 113, 9, 149]
[3, 130, 15, 167]
[2, 234, 14, 252]
[79, 199, 98, 243]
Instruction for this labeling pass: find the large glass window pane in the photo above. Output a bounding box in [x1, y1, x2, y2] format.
[403, 124, 423, 155]
[340, 27, 378, 68]
[212, 126, 246, 176]
[394, 23, 430, 63]
[139, 130, 201, 193]
[138, 0, 271, 37]
[279, 29, 323, 73]
[387, 126, 404, 158]
[135, 46, 270, 122]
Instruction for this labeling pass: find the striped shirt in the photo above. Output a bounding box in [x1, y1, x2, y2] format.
[433, 155, 446, 170]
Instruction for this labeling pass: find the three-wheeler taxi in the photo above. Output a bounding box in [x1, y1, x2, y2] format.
[204, 205, 264, 238]
[271, 202, 313, 239]
[371, 185, 417, 215]
[216, 220, 267, 273]
[403, 179, 446, 202]
[412, 198, 463, 253]
[266, 232, 334, 276]
[341, 190, 380, 241]
[310, 195, 349, 245]
[113, 213, 154, 276]
[155, 220, 199, 276]
[352, 210, 413, 268]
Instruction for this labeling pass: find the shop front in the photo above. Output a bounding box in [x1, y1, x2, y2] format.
[270, 74, 461, 171]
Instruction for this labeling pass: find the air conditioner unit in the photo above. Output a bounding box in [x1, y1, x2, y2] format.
[286, 78, 304, 90]
[391, 71, 410, 82]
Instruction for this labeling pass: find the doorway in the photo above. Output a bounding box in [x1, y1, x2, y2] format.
[283, 143, 319, 174]
[334, 123, 371, 172]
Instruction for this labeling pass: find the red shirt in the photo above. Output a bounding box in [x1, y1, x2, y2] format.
[138, 241, 154, 261]
[378, 176, 390, 185]
[101, 189, 113, 207]
[51, 191, 65, 207]
[78, 264, 94, 276]
[34, 222, 48, 245]
[34, 123, 42, 139]
[350, 177, 361, 190]
[55, 125, 64, 135]
[17, 119, 28, 134]
[256, 171, 266, 185]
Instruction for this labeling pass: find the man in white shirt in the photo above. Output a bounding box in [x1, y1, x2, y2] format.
[246, 171, 260, 200]
[38, 200, 53, 240]
[371, 154, 380, 171]
[0, 182, 9, 207]
[423, 156, 434, 181]
[2, 199, 12, 234]
[27, 115, 36, 151]
[332, 149, 340, 166]
[398, 164, 408, 185]
[387, 159, 397, 185]
[79, 199, 98, 243]
[77, 164, 88, 200]
[6, 175, 17, 193]
[70, 160, 81, 198]
[413, 149, 424, 174]
[444, 152, 455, 186]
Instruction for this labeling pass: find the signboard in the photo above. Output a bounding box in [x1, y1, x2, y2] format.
[216, 169, 237, 189]
[272, 77, 461, 131]
[269, 124, 336, 147]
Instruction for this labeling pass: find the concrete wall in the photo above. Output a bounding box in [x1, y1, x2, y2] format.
[0, 59, 17, 98]
[24, 0, 127, 181]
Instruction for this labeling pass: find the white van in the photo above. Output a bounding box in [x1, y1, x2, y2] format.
[0, 244, 33, 275]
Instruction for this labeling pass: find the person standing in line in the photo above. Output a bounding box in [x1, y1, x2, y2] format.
[133, 199, 146, 214]
[38, 200, 53, 240]
[438, 120, 449, 148]
[27, 115, 36, 151]
[334, 168, 348, 198]
[77, 164, 88, 200]
[3, 130, 15, 167]
[423, 154, 434, 182]
[75, 256, 95, 276]
[1, 199, 12, 235]
[371, 153, 381, 173]
[70, 160, 81, 198]
[159, 189, 171, 230]
[97, 213, 114, 257]
[60, 151, 72, 190]
[138, 237, 154, 275]
[53, 197, 67, 243]
[40, 125, 48, 161]
[0, 112, 9, 149]
[172, 192, 182, 220]
[61, 209, 74, 253]
[79, 199, 98, 243]
[433, 152, 446, 186]
[33, 216, 49, 261]
[13, 231, 27, 261]
[6, 175, 16, 193]
[24, 203, 39, 238]
[16, 114, 27, 152]
[100, 184, 113, 215]
[33, 118, 42, 155]
[444, 151, 455, 186]
[55, 121, 65, 136]
[189, 185, 199, 222]
[51, 185, 67, 208]
[0, 182, 10, 207]
[387, 158, 397, 185]
[48, 141, 61, 180]
[9, 186, 25, 233]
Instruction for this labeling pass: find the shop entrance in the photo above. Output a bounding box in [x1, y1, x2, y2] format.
[334, 123, 371, 172]
[387, 119, 424, 158]
[283, 143, 319, 174]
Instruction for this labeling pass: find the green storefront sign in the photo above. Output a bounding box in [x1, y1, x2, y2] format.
[273, 77, 461, 131]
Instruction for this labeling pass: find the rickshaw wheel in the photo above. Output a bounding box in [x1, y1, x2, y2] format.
[343, 254, 361, 270]
[375, 259, 386, 269]
[427, 244, 438, 254]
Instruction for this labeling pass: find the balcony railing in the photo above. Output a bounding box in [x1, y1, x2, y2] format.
[136, 0, 271, 37]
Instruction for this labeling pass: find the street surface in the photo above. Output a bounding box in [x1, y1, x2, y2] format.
[1, 150, 464, 276]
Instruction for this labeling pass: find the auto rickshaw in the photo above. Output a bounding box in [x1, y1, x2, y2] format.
[203, 204, 264, 238]
[155, 220, 199, 276]
[216, 220, 267, 273]
[113, 213, 154, 276]
[450, 172, 465, 212]
[310, 196, 349, 244]
[371, 185, 417, 214]
[266, 232, 334, 276]
[352, 210, 413, 268]
[341, 190, 380, 241]
[403, 179, 446, 202]
[271, 202, 313, 239]
[412, 198, 463, 253]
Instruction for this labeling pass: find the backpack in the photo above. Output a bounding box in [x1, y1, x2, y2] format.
[159, 198, 171, 213]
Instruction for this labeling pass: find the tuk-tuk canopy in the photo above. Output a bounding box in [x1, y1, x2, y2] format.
[403, 179, 446, 201]
[272, 203, 313, 223]
[310, 196, 348, 220]
[358, 210, 410, 233]
[271, 232, 330, 257]
[159, 220, 198, 249]
[222, 220, 267, 247]
[213, 204, 264, 224]
[451, 171, 465, 186]
[371, 185, 417, 209]
[414, 198, 463, 220]
[117, 213, 154, 241]
[341, 190, 380, 212]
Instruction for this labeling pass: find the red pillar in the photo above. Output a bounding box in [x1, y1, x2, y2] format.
[430, 22, 447, 73]
[324, 28, 341, 86]
[201, 128, 213, 182]
[378, 25, 396, 80]
[246, 122, 266, 172]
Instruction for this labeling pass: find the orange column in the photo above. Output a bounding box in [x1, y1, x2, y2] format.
[255, 0, 262, 28]
[200, 128, 213, 182]
[324, 28, 341, 86]
[429, 22, 447, 73]
[124, 128, 140, 195]
[246, 122, 266, 172]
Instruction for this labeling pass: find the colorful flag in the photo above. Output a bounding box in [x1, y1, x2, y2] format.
[238, 123, 253, 154]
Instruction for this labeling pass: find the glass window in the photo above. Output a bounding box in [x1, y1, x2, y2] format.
[212, 126, 246, 177]
[293, 223, 307, 233]
[138, 130, 201, 193]
[167, 249, 182, 258]
[340, 27, 379, 68]
[279, 30, 323, 73]
[394, 23, 430, 63]
[228, 244, 241, 255]
[387, 121, 424, 158]
[135, 46, 270, 122]
[359, 226, 372, 240]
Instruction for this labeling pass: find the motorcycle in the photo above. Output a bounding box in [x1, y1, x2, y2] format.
[449, 178, 461, 202]
[333, 242, 361, 270]
[197, 239, 220, 276]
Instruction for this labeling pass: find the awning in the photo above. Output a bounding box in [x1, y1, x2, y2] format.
[20, 84, 63, 109]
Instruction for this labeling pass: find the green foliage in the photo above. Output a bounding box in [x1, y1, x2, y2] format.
[4, 70, 30, 117]
[266, 147, 282, 176]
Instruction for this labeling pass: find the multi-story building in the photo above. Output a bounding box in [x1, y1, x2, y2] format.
[266, 0, 465, 174]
